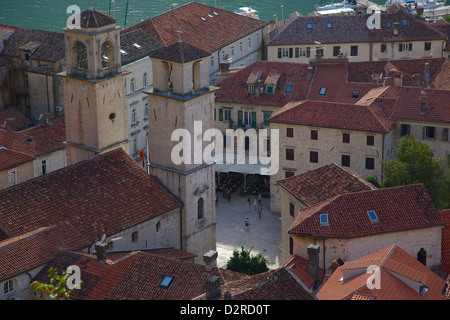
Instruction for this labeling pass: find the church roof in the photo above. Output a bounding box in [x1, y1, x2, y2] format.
[149, 40, 211, 63]
[0, 149, 182, 242]
[80, 8, 116, 28]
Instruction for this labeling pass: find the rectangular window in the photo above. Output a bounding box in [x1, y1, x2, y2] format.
[40, 160, 49, 175]
[367, 135, 375, 146]
[365, 157, 375, 170]
[400, 124, 410, 136]
[342, 133, 350, 143]
[318, 87, 327, 96]
[224, 109, 231, 121]
[210, 56, 214, 67]
[286, 148, 294, 161]
[243, 111, 252, 126]
[282, 48, 290, 58]
[290, 202, 295, 217]
[333, 46, 341, 57]
[424, 126, 435, 140]
[316, 47, 323, 58]
[320, 214, 329, 225]
[289, 236, 293, 255]
[231, 46, 234, 57]
[306, 47, 311, 58]
[424, 42, 431, 51]
[311, 130, 318, 140]
[286, 127, 294, 138]
[263, 112, 271, 126]
[310, 151, 318, 163]
[9, 171, 17, 186]
[289, 47, 293, 58]
[248, 85, 255, 93]
[381, 44, 387, 52]
[285, 171, 294, 178]
[341, 155, 351, 167]
[443, 128, 449, 141]
[295, 47, 299, 58]
[350, 45, 358, 56]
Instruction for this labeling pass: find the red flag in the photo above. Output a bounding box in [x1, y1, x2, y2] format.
[138, 148, 145, 168]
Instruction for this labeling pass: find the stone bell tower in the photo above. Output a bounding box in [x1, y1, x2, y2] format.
[146, 40, 217, 262]
[60, 7, 129, 166]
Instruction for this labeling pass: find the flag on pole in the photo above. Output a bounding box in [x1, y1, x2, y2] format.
[138, 148, 145, 168]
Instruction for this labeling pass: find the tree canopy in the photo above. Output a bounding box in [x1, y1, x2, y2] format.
[226, 246, 269, 275]
[381, 135, 450, 210]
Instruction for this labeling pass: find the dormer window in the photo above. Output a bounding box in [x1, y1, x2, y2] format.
[24, 53, 30, 61]
[248, 85, 255, 93]
[266, 86, 274, 94]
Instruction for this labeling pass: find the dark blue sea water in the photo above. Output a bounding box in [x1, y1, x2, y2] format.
[0, 0, 387, 32]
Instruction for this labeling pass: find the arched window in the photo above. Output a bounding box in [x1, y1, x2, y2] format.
[131, 231, 138, 243]
[197, 198, 204, 220]
[101, 40, 115, 68]
[3, 279, 14, 295]
[74, 41, 87, 69]
[143, 73, 148, 88]
[130, 79, 135, 93]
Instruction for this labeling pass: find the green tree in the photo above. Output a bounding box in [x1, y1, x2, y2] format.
[443, 14, 450, 22]
[381, 135, 450, 210]
[226, 246, 269, 275]
[30, 267, 79, 300]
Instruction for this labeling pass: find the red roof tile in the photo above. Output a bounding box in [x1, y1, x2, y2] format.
[0, 107, 33, 131]
[277, 163, 377, 207]
[0, 221, 90, 281]
[284, 255, 325, 289]
[215, 61, 312, 107]
[124, 2, 269, 52]
[150, 41, 211, 63]
[268, 100, 393, 133]
[317, 244, 448, 300]
[0, 149, 182, 242]
[80, 8, 116, 28]
[33, 250, 242, 300]
[289, 184, 443, 239]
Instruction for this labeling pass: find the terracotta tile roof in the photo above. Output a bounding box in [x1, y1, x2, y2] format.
[268, 100, 394, 133]
[216, 267, 315, 300]
[33, 250, 242, 300]
[277, 163, 377, 207]
[317, 244, 448, 300]
[0, 24, 18, 38]
[105, 248, 198, 262]
[124, 2, 269, 52]
[430, 59, 450, 91]
[0, 221, 90, 281]
[440, 209, 450, 277]
[268, 9, 446, 46]
[289, 184, 444, 239]
[0, 148, 34, 171]
[0, 148, 182, 241]
[80, 8, 116, 28]
[307, 60, 378, 104]
[149, 40, 211, 63]
[347, 58, 445, 87]
[215, 61, 312, 107]
[119, 28, 164, 65]
[283, 255, 325, 289]
[0, 117, 65, 158]
[1, 27, 65, 62]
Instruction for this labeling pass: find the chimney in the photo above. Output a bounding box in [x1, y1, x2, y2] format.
[254, 79, 262, 98]
[411, 73, 421, 87]
[307, 244, 320, 287]
[203, 250, 218, 273]
[95, 241, 107, 262]
[205, 276, 221, 300]
[329, 258, 344, 274]
[3, 117, 16, 131]
[223, 291, 232, 300]
[306, 65, 314, 80]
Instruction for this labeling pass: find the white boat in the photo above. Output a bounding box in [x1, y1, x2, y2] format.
[416, 0, 446, 9]
[316, 0, 359, 12]
[234, 7, 259, 19]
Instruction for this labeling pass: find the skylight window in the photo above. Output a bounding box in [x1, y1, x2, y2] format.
[367, 210, 379, 222]
[285, 85, 292, 93]
[319, 87, 327, 96]
[402, 19, 408, 26]
[160, 276, 174, 288]
[201, 17, 207, 21]
[133, 43, 142, 50]
[387, 21, 392, 28]
[307, 23, 312, 29]
[208, 14, 213, 18]
[352, 90, 360, 98]
[327, 22, 332, 29]
[320, 214, 329, 225]
[120, 49, 127, 56]
[213, 11, 219, 15]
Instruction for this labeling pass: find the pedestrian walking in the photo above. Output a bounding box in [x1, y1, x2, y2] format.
[245, 217, 249, 230]
[247, 197, 251, 210]
[258, 202, 263, 219]
[253, 197, 257, 210]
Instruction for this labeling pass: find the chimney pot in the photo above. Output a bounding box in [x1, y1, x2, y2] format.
[203, 250, 218, 273]
[307, 244, 320, 286]
[95, 242, 107, 262]
[3, 117, 16, 131]
[205, 276, 221, 300]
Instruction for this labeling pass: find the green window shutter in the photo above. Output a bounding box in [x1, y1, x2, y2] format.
[251, 111, 257, 128]
[238, 110, 243, 126]
[219, 108, 223, 121]
[214, 108, 216, 121]
[263, 112, 271, 126]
